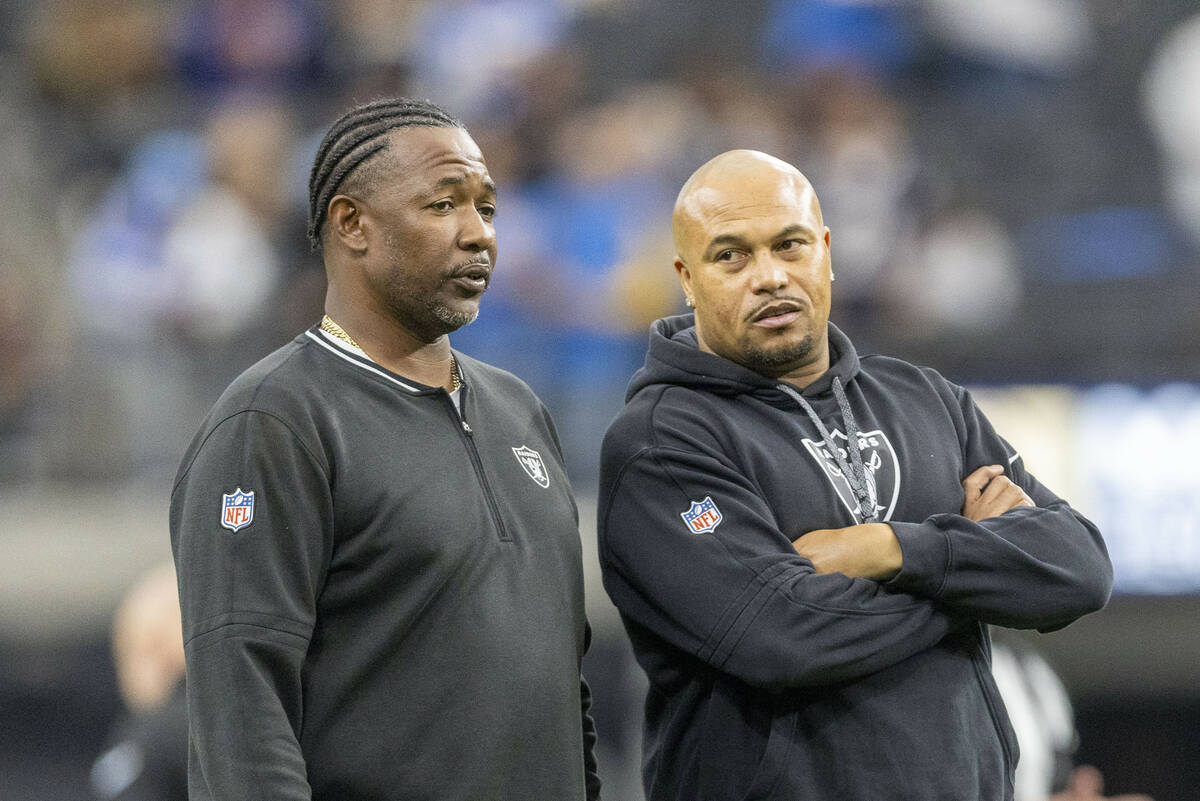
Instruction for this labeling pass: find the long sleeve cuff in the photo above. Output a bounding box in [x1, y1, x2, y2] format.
[886, 519, 952, 599]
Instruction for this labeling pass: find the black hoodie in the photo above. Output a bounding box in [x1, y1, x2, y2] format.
[597, 314, 1111, 801]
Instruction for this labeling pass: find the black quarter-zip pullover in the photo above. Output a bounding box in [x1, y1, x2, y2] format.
[172, 326, 600, 800]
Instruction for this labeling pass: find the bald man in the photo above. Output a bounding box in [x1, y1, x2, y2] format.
[596, 150, 1112, 801]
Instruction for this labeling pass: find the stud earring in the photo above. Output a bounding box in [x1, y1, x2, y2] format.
[685, 297, 695, 308]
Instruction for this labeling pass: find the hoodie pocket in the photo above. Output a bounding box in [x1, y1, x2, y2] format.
[740, 709, 799, 801]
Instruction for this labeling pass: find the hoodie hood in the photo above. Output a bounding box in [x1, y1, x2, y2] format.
[626, 313, 861, 403]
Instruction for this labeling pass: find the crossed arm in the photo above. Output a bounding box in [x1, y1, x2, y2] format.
[793, 460, 1108, 632]
[793, 464, 1034, 580]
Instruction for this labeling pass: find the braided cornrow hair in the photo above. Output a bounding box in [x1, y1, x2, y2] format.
[307, 98, 463, 250]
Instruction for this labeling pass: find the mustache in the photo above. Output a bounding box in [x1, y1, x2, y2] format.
[744, 295, 805, 322]
[447, 258, 492, 277]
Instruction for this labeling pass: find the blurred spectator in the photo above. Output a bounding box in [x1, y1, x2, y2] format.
[794, 69, 920, 312]
[0, 47, 70, 482]
[678, 63, 800, 174]
[26, 0, 182, 169]
[1143, 11, 1200, 251]
[762, 0, 916, 77]
[89, 562, 187, 801]
[406, 0, 570, 120]
[887, 208, 1021, 335]
[993, 636, 1078, 800]
[321, 0, 424, 102]
[63, 96, 293, 480]
[161, 96, 288, 344]
[8, 0, 1196, 488]
[923, 0, 1096, 75]
[173, 0, 327, 91]
[524, 82, 685, 476]
[27, 0, 171, 102]
[992, 635, 1153, 801]
[0, 269, 41, 480]
[326, 0, 425, 72]
[69, 131, 207, 344]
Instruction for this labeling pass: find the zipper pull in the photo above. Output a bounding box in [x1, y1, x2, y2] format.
[461, 419, 473, 435]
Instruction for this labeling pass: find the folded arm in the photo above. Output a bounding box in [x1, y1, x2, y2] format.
[792, 464, 1031, 580]
[794, 386, 1112, 633]
[599, 441, 963, 692]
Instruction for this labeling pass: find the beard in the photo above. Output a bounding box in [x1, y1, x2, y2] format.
[738, 332, 818, 378]
[424, 293, 479, 331]
[383, 275, 479, 341]
[379, 237, 483, 341]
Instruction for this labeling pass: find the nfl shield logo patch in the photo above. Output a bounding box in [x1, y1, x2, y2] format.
[220, 488, 255, 532]
[680, 496, 723, 534]
[512, 445, 550, 488]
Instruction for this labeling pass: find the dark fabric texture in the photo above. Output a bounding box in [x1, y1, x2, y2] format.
[172, 327, 600, 801]
[598, 314, 1112, 801]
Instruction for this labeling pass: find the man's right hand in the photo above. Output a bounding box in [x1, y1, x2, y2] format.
[961, 464, 1033, 522]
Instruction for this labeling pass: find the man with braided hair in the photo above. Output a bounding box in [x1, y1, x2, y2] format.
[172, 98, 601, 800]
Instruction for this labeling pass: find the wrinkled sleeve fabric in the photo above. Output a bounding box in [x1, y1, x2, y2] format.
[170, 410, 333, 801]
[887, 385, 1113, 632]
[599, 402, 961, 692]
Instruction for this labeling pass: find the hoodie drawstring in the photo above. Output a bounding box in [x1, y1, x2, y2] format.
[778, 376, 878, 523]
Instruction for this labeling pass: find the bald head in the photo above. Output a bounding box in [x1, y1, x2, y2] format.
[673, 149, 823, 266]
[670, 149, 834, 386]
[112, 562, 184, 712]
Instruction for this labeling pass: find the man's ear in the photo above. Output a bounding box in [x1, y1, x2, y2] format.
[675, 257, 693, 304]
[328, 194, 368, 253]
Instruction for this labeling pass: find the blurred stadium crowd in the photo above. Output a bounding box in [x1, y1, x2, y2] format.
[2, 1, 1200, 799]
[3, 0, 1200, 486]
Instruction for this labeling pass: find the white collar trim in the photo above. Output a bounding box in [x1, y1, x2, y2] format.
[305, 329, 422, 393]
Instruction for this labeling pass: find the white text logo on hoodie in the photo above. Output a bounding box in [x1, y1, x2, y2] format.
[802, 429, 901, 522]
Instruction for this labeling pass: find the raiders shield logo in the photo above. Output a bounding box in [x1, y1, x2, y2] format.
[512, 445, 550, 488]
[801, 429, 900, 522]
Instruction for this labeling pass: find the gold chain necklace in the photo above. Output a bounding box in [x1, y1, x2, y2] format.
[320, 315, 461, 391]
[320, 315, 360, 348]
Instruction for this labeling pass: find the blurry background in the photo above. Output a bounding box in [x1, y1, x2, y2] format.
[1, 0, 1198, 798]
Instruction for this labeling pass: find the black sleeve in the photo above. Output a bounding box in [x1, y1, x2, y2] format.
[600, 434, 963, 692]
[886, 387, 1113, 632]
[170, 410, 333, 800]
[580, 623, 602, 801]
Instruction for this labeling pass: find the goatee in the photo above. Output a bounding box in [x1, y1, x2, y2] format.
[741, 333, 817, 378]
[428, 300, 478, 331]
